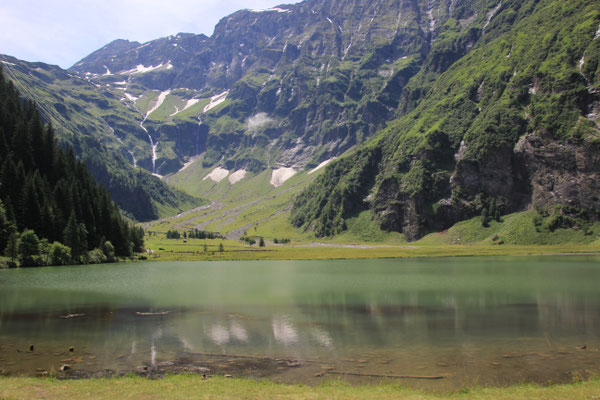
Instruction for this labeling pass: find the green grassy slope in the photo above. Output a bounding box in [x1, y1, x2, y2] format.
[0, 56, 205, 221]
[291, 0, 600, 241]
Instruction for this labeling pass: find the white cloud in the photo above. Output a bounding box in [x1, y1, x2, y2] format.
[0, 0, 299, 69]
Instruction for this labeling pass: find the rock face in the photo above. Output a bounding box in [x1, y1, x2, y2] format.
[291, 0, 600, 240]
[514, 132, 600, 215]
[66, 0, 481, 175]
[3, 0, 599, 235]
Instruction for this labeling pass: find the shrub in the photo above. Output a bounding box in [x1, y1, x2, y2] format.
[50, 242, 72, 265]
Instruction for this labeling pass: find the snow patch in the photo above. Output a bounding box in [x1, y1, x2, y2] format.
[203, 91, 228, 113]
[146, 90, 171, 118]
[308, 158, 336, 175]
[170, 98, 200, 116]
[103, 66, 112, 76]
[124, 93, 138, 102]
[595, 23, 600, 39]
[203, 167, 229, 183]
[228, 170, 247, 184]
[250, 7, 290, 13]
[270, 167, 297, 187]
[113, 81, 127, 85]
[247, 113, 273, 130]
[124, 63, 164, 74]
[1, 60, 17, 66]
[178, 156, 200, 173]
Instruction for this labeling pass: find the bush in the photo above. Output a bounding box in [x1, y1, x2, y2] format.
[87, 248, 107, 264]
[18, 230, 41, 267]
[102, 241, 116, 262]
[50, 242, 72, 265]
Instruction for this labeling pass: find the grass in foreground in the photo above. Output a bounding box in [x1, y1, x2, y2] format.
[1, 375, 600, 400]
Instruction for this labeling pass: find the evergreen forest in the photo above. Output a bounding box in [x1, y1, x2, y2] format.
[0, 67, 144, 267]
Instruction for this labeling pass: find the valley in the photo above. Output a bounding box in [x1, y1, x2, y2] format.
[1, 0, 600, 397]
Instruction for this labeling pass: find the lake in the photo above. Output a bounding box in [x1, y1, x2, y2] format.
[1, 256, 599, 390]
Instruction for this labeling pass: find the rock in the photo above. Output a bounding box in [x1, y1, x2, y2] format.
[286, 361, 302, 368]
[60, 365, 71, 372]
[224, 374, 233, 378]
[577, 345, 587, 350]
[69, 346, 75, 352]
[29, 345, 34, 352]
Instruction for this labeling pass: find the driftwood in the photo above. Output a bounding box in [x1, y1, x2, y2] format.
[135, 311, 170, 316]
[327, 370, 444, 380]
[190, 351, 327, 364]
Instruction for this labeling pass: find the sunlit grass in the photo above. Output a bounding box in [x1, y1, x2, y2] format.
[1, 375, 599, 400]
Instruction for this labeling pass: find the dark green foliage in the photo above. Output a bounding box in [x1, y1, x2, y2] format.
[101, 241, 116, 263]
[63, 211, 88, 260]
[4, 232, 19, 263]
[166, 229, 181, 239]
[186, 229, 221, 240]
[0, 66, 144, 264]
[292, 0, 600, 240]
[18, 229, 40, 267]
[241, 236, 256, 245]
[218, 242, 224, 252]
[0, 199, 16, 252]
[166, 228, 221, 240]
[259, 237, 265, 247]
[291, 147, 382, 237]
[50, 242, 72, 265]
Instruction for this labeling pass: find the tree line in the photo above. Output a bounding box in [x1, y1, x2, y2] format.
[164, 229, 222, 240]
[0, 67, 144, 267]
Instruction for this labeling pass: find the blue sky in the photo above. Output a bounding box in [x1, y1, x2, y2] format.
[0, 0, 300, 69]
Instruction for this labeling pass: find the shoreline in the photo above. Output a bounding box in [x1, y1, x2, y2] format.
[143, 241, 600, 262]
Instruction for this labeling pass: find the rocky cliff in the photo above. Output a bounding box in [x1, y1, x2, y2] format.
[292, 0, 600, 240]
[66, 0, 499, 176]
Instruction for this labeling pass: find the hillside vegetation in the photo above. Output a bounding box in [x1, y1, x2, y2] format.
[0, 67, 143, 266]
[292, 0, 600, 241]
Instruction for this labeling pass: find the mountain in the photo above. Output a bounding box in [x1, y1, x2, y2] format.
[67, 0, 500, 177]
[0, 67, 144, 265]
[291, 0, 600, 240]
[0, 55, 203, 221]
[2, 0, 599, 242]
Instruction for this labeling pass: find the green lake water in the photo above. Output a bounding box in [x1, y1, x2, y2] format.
[1, 256, 600, 390]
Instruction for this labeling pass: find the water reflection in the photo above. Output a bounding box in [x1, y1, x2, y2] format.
[1, 256, 600, 388]
[272, 316, 299, 345]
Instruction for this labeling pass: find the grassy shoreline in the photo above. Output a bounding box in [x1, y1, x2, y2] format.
[144, 236, 600, 261]
[1, 375, 600, 399]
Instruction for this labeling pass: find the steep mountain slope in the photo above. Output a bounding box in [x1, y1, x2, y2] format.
[67, 0, 504, 178]
[0, 56, 203, 221]
[292, 0, 600, 240]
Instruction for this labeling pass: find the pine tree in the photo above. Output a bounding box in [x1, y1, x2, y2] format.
[4, 232, 19, 264]
[18, 229, 40, 267]
[63, 211, 87, 261]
